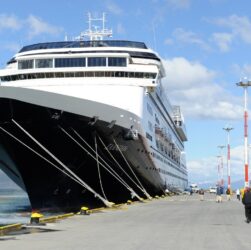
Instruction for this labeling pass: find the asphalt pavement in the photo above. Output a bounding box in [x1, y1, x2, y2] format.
[0, 193, 250, 250]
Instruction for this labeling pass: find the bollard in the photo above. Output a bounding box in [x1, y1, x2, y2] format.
[30, 212, 43, 224]
[127, 200, 132, 205]
[80, 206, 90, 215]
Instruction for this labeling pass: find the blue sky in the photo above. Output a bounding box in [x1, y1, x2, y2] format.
[0, 0, 251, 188]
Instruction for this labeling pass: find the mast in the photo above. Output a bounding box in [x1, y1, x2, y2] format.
[76, 12, 112, 41]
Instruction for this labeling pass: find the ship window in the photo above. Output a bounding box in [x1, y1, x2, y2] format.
[135, 72, 143, 78]
[108, 57, 126, 67]
[36, 73, 45, 78]
[55, 58, 86, 67]
[150, 73, 157, 79]
[155, 114, 160, 125]
[164, 147, 168, 155]
[144, 73, 150, 79]
[27, 74, 35, 79]
[18, 60, 34, 69]
[105, 71, 116, 77]
[55, 72, 64, 78]
[115, 71, 124, 77]
[65, 72, 74, 77]
[20, 74, 27, 80]
[95, 71, 105, 77]
[0, 71, 156, 82]
[88, 57, 106, 67]
[86, 71, 94, 77]
[11, 75, 18, 81]
[156, 139, 160, 149]
[1, 76, 9, 81]
[129, 72, 135, 78]
[147, 103, 153, 116]
[35, 59, 53, 68]
[45, 72, 54, 78]
[75, 72, 85, 77]
[148, 121, 153, 132]
[146, 132, 152, 141]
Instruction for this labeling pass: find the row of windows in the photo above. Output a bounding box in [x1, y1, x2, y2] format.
[158, 168, 187, 181]
[156, 139, 180, 164]
[19, 40, 148, 53]
[18, 57, 127, 69]
[151, 148, 187, 176]
[150, 150, 187, 177]
[0, 71, 157, 82]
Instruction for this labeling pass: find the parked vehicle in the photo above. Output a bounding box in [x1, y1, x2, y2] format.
[209, 187, 217, 193]
[190, 183, 199, 193]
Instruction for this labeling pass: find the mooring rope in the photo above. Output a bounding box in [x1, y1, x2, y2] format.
[68, 127, 142, 201]
[97, 135, 150, 198]
[0, 126, 84, 188]
[11, 119, 112, 208]
[94, 134, 108, 200]
[112, 138, 152, 199]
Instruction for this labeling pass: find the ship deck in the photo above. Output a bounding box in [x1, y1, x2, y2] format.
[1, 193, 250, 250]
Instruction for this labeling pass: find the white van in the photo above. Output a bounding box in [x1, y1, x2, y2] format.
[209, 187, 217, 193]
[190, 183, 199, 193]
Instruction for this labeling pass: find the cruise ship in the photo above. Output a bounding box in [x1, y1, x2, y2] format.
[0, 14, 188, 211]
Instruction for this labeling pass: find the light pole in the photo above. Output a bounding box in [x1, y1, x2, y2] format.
[218, 145, 225, 187]
[223, 126, 233, 189]
[217, 155, 221, 186]
[236, 80, 251, 187]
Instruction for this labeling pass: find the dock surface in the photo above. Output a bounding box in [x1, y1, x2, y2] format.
[1, 193, 251, 250]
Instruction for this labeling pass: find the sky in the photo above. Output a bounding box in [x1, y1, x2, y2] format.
[0, 0, 251, 188]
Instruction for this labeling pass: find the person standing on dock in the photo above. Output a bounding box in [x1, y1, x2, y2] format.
[240, 188, 245, 199]
[199, 189, 204, 201]
[242, 187, 251, 223]
[226, 188, 231, 201]
[216, 186, 222, 203]
[236, 189, 240, 201]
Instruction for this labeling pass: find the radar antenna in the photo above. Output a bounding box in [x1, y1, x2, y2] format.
[76, 12, 112, 41]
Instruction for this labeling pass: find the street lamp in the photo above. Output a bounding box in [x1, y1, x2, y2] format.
[223, 125, 234, 189]
[217, 155, 221, 186]
[218, 145, 225, 187]
[236, 79, 251, 187]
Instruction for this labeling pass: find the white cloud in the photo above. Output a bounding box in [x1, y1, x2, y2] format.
[105, 1, 123, 15]
[188, 145, 244, 184]
[162, 57, 243, 119]
[165, 0, 191, 9]
[211, 32, 233, 52]
[232, 64, 251, 80]
[163, 57, 215, 89]
[212, 15, 251, 44]
[164, 38, 174, 45]
[0, 14, 21, 30]
[3, 42, 21, 53]
[188, 157, 217, 179]
[172, 28, 211, 51]
[0, 14, 63, 39]
[26, 15, 63, 39]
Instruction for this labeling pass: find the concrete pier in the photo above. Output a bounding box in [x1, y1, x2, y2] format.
[1, 193, 251, 250]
